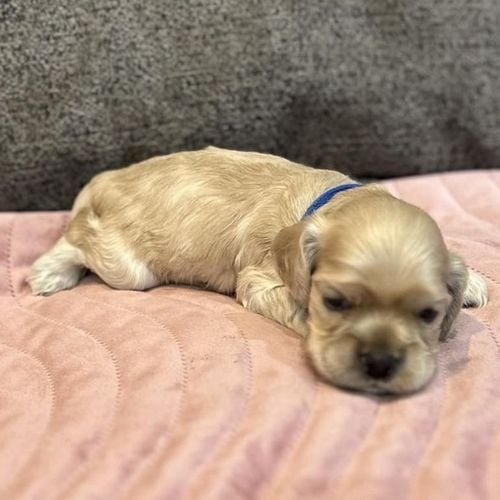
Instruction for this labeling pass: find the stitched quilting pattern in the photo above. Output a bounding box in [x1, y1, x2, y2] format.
[0, 170, 499, 499]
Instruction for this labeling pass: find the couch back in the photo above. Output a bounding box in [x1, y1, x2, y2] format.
[2, 0, 500, 210]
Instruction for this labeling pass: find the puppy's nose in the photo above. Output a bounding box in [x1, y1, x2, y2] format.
[359, 351, 402, 380]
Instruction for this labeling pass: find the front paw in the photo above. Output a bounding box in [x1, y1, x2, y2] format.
[463, 270, 488, 308]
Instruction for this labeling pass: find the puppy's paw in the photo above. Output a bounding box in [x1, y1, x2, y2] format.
[463, 270, 488, 308]
[28, 256, 83, 296]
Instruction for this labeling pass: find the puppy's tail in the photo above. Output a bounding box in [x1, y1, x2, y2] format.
[28, 236, 86, 296]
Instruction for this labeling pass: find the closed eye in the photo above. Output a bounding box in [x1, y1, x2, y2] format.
[417, 307, 438, 323]
[324, 295, 352, 312]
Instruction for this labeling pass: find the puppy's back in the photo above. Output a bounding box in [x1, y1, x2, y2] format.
[65, 147, 344, 292]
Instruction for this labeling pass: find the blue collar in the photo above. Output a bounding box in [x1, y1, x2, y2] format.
[303, 183, 361, 218]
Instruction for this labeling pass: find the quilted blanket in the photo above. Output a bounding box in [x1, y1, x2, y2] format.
[1, 170, 499, 500]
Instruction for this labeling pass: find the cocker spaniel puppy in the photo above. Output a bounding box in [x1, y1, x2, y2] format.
[28, 147, 488, 394]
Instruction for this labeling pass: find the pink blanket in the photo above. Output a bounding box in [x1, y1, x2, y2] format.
[1, 170, 499, 500]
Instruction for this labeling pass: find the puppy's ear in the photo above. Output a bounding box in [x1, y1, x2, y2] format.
[272, 219, 320, 307]
[440, 252, 468, 341]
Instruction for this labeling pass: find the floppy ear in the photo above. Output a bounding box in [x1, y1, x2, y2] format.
[440, 252, 468, 341]
[272, 220, 320, 307]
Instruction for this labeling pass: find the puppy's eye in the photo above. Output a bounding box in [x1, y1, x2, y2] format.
[324, 296, 351, 312]
[418, 307, 438, 323]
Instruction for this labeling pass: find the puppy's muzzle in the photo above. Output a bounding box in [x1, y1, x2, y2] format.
[359, 351, 404, 380]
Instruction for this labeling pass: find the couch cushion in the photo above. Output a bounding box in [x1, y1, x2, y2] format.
[2, 1, 500, 210]
[0, 170, 499, 499]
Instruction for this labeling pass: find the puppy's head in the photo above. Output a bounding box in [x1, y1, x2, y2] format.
[273, 189, 467, 395]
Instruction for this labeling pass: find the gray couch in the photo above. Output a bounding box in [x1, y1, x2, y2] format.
[2, 0, 500, 210]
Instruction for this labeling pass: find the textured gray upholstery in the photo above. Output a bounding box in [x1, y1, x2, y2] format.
[2, 0, 500, 210]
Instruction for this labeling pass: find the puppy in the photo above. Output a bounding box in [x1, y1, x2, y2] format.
[28, 147, 488, 394]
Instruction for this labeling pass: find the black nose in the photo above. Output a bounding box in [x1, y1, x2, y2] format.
[359, 352, 402, 380]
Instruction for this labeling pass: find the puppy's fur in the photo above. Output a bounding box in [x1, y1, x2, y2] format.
[28, 147, 488, 394]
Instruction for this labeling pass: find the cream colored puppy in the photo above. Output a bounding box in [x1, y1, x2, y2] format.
[28, 147, 488, 394]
